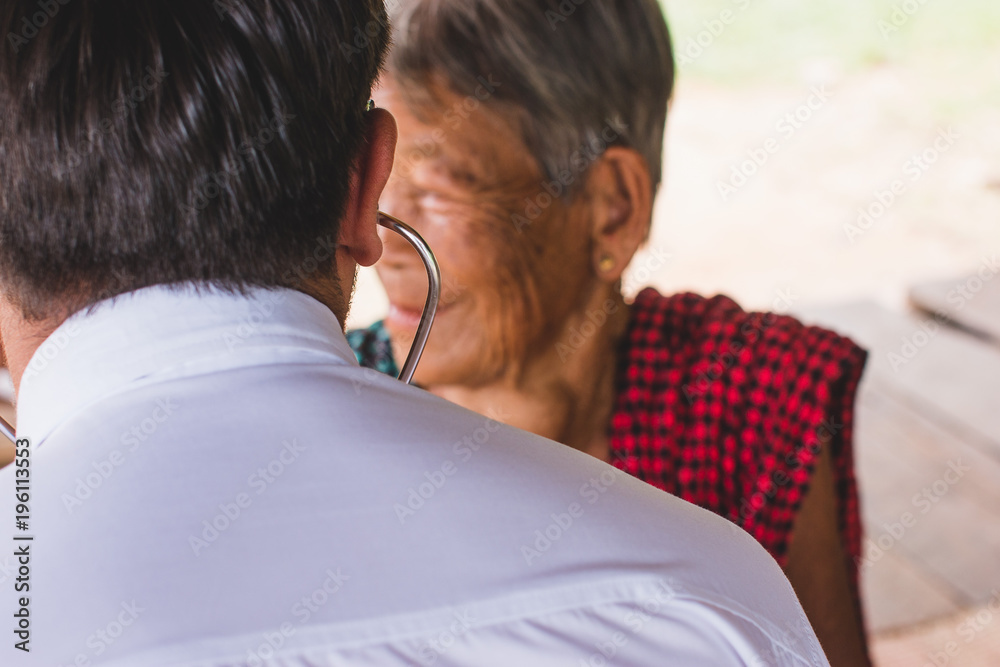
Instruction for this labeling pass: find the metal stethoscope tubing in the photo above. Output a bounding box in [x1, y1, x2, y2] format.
[376, 211, 441, 384]
[0, 211, 441, 443]
[0, 410, 12, 444]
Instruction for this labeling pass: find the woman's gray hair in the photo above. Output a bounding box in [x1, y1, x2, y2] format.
[387, 0, 675, 197]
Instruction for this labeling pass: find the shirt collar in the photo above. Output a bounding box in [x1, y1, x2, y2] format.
[16, 283, 358, 445]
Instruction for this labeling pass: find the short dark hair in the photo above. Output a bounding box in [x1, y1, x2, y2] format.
[0, 0, 388, 320]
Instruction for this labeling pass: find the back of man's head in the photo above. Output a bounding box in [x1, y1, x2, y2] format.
[0, 0, 387, 322]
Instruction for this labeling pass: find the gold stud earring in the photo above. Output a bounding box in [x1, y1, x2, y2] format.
[598, 254, 615, 273]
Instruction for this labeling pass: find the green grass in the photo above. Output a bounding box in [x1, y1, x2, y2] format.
[660, 0, 1000, 85]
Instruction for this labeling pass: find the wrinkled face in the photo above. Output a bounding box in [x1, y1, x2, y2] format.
[374, 75, 596, 387]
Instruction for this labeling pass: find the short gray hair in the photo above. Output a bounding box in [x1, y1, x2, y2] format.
[387, 0, 675, 196]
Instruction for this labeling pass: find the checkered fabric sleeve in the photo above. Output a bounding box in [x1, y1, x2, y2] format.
[608, 288, 867, 599]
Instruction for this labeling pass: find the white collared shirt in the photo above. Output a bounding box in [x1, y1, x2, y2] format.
[0, 284, 828, 666]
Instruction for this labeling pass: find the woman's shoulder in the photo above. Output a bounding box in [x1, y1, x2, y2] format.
[628, 288, 743, 337]
[624, 287, 867, 386]
[616, 289, 867, 575]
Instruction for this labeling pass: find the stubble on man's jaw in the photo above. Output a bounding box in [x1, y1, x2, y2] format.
[298, 261, 354, 332]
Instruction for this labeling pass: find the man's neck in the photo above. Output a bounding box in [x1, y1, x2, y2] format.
[0, 278, 348, 396]
[429, 289, 630, 457]
[0, 299, 64, 395]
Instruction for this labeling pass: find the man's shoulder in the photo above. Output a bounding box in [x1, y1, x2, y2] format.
[365, 377, 806, 616]
[8, 364, 825, 665]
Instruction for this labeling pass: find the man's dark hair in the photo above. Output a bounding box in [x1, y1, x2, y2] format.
[0, 0, 388, 320]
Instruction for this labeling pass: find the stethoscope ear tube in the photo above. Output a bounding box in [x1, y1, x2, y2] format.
[0, 212, 441, 443]
[376, 211, 442, 385]
[0, 413, 12, 444]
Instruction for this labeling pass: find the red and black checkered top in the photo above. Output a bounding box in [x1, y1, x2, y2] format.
[609, 288, 866, 595]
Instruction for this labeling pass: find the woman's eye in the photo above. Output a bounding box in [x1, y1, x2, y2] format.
[415, 186, 460, 208]
[449, 169, 479, 190]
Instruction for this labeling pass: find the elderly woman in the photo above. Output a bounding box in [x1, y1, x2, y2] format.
[350, 1, 870, 664]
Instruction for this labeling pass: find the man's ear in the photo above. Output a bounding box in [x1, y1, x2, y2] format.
[584, 147, 653, 282]
[339, 107, 398, 267]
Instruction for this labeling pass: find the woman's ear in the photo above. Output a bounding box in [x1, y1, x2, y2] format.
[584, 147, 653, 282]
[338, 107, 398, 267]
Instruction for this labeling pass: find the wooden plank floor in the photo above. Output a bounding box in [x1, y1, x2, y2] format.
[795, 301, 1000, 646]
[871, 597, 1000, 667]
[910, 271, 1000, 348]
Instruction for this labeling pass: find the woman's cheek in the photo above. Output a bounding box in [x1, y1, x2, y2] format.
[415, 198, 548, 380]
[428, 216, 504, 304]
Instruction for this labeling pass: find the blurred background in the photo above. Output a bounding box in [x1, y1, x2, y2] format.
[350, 0, 1000, 326]
[0, 1, 992, 664]
[349, 1, 1000, 665]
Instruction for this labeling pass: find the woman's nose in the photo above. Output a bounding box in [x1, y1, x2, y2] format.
[376, 223, 416, 267]
[379, 174, 421, 222]
[378, 213, 424, 270]
[378, 181, 430, 257]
